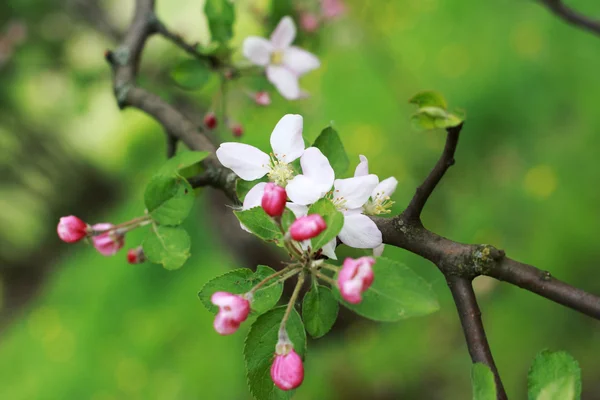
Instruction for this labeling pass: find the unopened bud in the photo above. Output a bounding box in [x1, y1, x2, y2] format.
[337, 257, 375, 304]
[254, 91, 271, 106]
[231, 123, 244, 137]
[271, 343, 304, 391]
[57, 216, 90, 243]
[211, 292, 251, 335]
[261, 183, 287, 217]
[204, 112, 217, 129]
[289, 214, 326, 241]
[91, 223, 125, 256]
[127, 246, 145, 264]
[300, 13, 320, 33]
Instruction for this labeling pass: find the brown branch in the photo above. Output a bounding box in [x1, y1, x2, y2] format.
[153, 20, 221, 68]
[447, 276, 507, 400]
[540, 0, 600, 36]
[404, 123, 462, 222]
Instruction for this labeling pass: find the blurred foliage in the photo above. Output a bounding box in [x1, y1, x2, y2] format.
[1, 0, 600, 399]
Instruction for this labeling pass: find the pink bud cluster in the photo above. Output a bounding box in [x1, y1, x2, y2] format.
[337, 257, 375, 304]
[57, 216, 126, 258]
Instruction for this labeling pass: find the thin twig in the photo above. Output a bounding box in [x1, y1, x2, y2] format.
[404, 123, 463, 222]
[447, 276, 507, 400]
[540, 0, 600, 36]
[153, 20, 221, 68]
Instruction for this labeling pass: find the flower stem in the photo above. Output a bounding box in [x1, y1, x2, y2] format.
[314, 271, 337, 287]
[91, 215, 152, 236]
[279, 272, 305, 334]
[319, 263, 340, 273]
[249, 265, 298, 295]
[258, 268, 301, 292]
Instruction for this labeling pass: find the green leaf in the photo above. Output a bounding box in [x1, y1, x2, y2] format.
[205, 0, 235, 44]
[281, 208, 296, 232]
[312, 126, 350, 176]
[307, 198, 344, 253]
[198, 266, 284, 315]
[170, 59, 211, 90]
[409, 90, 448, 110]
[158, 151, 210, 175]
[411, 107, 464, 131]
[472, 363, 497, 400]
[142, 225, 191, 270]
[144, 175, 195, 226]
[244, 306, 306, 400]
[234, 207, 283, 243]
[302, 285, 339, 338]
[528, 350, 581, 400]
[236, 177, 268, 202]
[335, 257, 439, 321]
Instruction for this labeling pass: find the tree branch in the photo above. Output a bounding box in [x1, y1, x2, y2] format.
[153, 20, 221, 68]
[404, 123, 462, 222]
[447, 276, 507, 400]
[540, 0, 600, 36]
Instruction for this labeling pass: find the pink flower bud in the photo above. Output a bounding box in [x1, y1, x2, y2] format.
[91, 223, 125, 256]
[254, 91, 271, 106]
[300, 13, 320, 33]
[231, 123, 244, 137]
[57, 216, 90, 243]
[204, 112, 217, 129]
[271, 348, 304, 391]
[337, 257, 375, 304]
[262, 183, 287, 217]
[211, 291, 251, 335]
[289, 214, 326, 241]
[321, 0, 346, 19]
[127, 246, 145, 264]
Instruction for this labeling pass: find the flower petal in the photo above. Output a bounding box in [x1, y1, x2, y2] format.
[270, 114, 305, 162]
[354, 155, 369, 177]
[286, 175, 327, 205]
[266, 65, 301, 100]
[321, 238, 338, 260]
[283, 46, 320, 76]
[334, 174, 379, 209]
[373, 244, 385, 257]
[242, 36, 273, 66]
[270, 16, 296, 49]
[300, 147, 335, 189]
[216, 143, 270, 181]
[286, 202, 308, 218]
[338, 214, 382, 249]
[373, 176, 398, 200]
[243, 182, 268, 210]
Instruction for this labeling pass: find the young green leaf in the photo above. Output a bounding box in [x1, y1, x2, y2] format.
[281, 208, 296, 232]
[144, 175, 195, 226]
[236, 177, 268, 202]
[205, 0, 235, 44]
[312, 126, 350, 177]
[142, 225, 191, 270]
[170, 59, 211, 90]
[198, 266, 284, 315]
[158, 151, 210, 175]
[528, 350, 581, 400]
[334, 257, 439, 321]
[234, 207, 283, 243]
[307, 198, 344, 253]
[472, 363, 497, 400]
[302, 285, 339, 338]
[244, 306, 306, 400]
[409, 90, 448, 110]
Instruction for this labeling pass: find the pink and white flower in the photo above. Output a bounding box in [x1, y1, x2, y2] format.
[57, 215, 90, 243]
[216, 114, 304, 186]
[211, 291, 251, 335]
[243, 16, 320, 100]
[337, 256, 375, 304]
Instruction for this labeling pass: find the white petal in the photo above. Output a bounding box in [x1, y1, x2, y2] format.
[266, 65, 300, 100]
[286, 175, 327, 205]
[338, 214, 383, 249]
[354, 155, 369, 177]
[373, 244, 385, 257]
[242, 37, 273, 66]
[286, 202, 308, 218]
[283, 46, 320, 76]
[321, 238, 338, 260]
[300, 147, 335, 189]
[216, 143, 270, 181]
[373, 177, 398, 200]
[243, 182, 268, 210]
[270, 114, 305, 162]
[270, 16, 296, 49]
[334, 174, 379, 209]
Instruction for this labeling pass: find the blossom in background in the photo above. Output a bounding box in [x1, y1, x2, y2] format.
[211, 292, 250, 335]
[299, 12, 320, 33]
[253, 91, 271, 106]
[243, 16, 320, 100]
[321, 0, 346, 19]
[337, 257, 375, 304]
[216, 114, 304, 186]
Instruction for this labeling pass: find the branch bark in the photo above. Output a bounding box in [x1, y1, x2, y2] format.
[540, 0, 600, 36]
[447, 276, 507, 400]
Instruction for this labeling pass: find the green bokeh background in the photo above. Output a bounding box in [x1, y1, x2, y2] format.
[1, 0, 599, 399]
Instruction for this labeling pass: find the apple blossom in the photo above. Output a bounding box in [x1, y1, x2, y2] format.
[354, 155, 398, 215]
[57, 215, 90, 243]
[242, 16, 320, 100]
[216, 114, 305, 186]
[271, 334, 304, 390]
[91, 223, 125, 256]
[261, 183, 287, 217]
[289, 214, 327, 241]
[211, 291, 251, 335]
[337, 256, 375, 304]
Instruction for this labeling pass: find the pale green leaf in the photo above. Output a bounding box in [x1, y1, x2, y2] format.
[142, 225, 191, 270]
[528, 350, 581, 400]
[312, 126, 349, 177]
[234, 207, 283, 243]
[302, 285, 339, 338]
[472, 363, 497, 400]
[144, 175, 194, 226]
